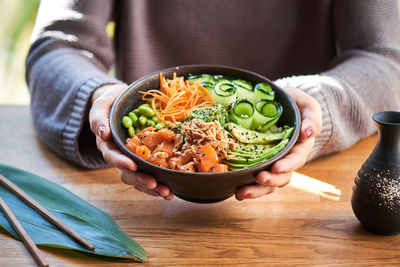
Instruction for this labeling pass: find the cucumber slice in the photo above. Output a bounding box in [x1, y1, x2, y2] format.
[186, 74, 216, 93]
[233, 80, 254, 102]
[258, 100, 283, 132]
[212, 80, 237, 106]
[251, 100, 282, 131]
[230, 99, 255, 129]
[200, 81, 214, 93]
[233, 79, 253, 90]
[187, 74, 217, 85]
[262, 102, 278, 117]
[236, 86, 255, 102]
[213, 74, 225, 80]
[250, 99, 283, 132]
[254, 83, 275, 101]
[186, 75, 201, 84]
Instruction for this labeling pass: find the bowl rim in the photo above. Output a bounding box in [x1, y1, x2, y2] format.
[110, 64, 301, 177]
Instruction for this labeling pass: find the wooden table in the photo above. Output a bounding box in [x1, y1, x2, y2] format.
[0, 105, 399, 266]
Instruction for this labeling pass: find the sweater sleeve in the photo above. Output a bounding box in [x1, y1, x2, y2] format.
[275, 0, 400, 161]
[26, 0, 120, 168]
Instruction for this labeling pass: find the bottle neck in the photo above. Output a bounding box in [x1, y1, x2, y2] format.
[370, 123, 400, 169]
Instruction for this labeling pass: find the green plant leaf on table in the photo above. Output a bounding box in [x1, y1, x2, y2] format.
[0, 163, 146, 262]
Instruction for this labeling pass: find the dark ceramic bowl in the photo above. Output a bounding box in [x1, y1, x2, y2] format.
[110, 65, 300, 203]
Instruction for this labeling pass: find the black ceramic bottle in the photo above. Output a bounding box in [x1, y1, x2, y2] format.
[352, 111, 400, 235]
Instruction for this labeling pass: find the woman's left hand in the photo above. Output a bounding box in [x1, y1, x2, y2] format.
[235, 86, 322, 201]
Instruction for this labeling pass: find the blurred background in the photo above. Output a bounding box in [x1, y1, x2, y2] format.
[0, 0, 40, 105]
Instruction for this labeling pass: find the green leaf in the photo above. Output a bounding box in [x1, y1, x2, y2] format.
[0, 163, 146, 262]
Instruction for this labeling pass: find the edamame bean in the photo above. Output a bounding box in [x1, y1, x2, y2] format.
[152, 116, 160, 123]
[154, 122, 165, 130]
[135, 127, 141, 134]
[139, 115, 147, 126]
[133, 119, 141, 128]
[122, 116, 132, 128]
[128, 112, 138, 124]
[133, 109, 141, 116]
[127, 126, 135, 137]
[146, 120, 156, 127]
[139, 106, 155, 117]
[138, 103, 151, 109]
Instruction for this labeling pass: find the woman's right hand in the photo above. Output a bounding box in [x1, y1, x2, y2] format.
[89, 83, 173, 200]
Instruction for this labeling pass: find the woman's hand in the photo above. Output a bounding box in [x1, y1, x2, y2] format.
[235, 86, 322, 201]
[89, 84, 173, 200]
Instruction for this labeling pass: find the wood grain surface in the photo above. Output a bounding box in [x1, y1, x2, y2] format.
[1, 105, 399, 267]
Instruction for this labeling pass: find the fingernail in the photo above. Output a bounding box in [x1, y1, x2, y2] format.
[98, 125, 106, 138]
[304, 127, 313, 138]
[263, 177, 270, 185]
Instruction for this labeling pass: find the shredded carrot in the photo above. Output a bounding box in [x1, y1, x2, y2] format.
[140, 73, 213, 125]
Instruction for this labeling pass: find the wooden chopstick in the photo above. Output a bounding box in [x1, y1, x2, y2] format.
[0, 174, 95, 251]
[0, 195, 49, 267]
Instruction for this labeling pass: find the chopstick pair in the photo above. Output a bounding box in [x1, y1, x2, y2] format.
[0, 174, 95, 267]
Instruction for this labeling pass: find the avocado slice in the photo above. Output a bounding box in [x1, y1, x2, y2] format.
[229, 144, 276, 158]
[228, 139, 289, 164]
[235, 143, 274, 152]
[225, 127, 294, 170]
[226, 123, 285, 144]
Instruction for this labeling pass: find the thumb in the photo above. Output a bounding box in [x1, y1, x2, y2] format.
[89, 84, 127, 141]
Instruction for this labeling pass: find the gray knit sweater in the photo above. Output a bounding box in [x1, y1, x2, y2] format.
[26, 0, 400, 168]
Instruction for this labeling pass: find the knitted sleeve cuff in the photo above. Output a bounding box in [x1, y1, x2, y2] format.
[62, 76, 120, 169]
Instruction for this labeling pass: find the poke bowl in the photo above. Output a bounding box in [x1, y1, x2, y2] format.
[110, 64, 300, 203]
